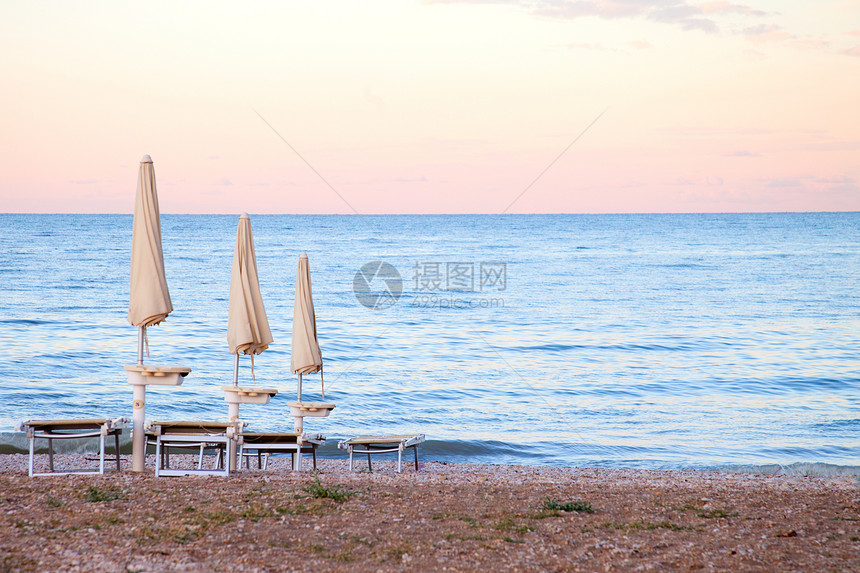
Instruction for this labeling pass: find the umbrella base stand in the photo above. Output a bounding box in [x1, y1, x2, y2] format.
[288, 402, 336, 433]
[126, 365, 191, 473]
[222, 387, 278, 472]
[222, 387, 278, 418]
[132, 385, 146, 473]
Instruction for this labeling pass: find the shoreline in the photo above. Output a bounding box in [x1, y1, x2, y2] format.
[1, 432, 858, 477]
[1, 455, 857, 572]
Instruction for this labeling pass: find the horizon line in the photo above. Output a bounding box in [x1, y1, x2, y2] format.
[1, 210, 858, 216]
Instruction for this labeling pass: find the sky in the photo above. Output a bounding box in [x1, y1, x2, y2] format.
[1, 0, 858, 214]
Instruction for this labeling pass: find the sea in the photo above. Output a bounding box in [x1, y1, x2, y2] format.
[1, 213, 858, 475]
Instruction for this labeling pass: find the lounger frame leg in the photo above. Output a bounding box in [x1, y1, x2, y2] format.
[28, 435, 35, 477]
[99, 432, 106, 475]
[155, 439, 163, 478]
[294, 446, 303, 472]
[114, 433, 122, 472]
[228, 437, 236, 474]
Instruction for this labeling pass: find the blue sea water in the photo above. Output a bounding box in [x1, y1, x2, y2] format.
[0, 213, 858, 473]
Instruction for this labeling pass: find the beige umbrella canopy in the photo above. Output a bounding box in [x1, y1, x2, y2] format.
[128, 155, 173, 361]
[291, 252, 323, 399]
[227, 213, 272, 383]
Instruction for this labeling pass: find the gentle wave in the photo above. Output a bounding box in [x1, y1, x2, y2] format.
[715, 462, 860, 477]
[1, 432, 857, 477]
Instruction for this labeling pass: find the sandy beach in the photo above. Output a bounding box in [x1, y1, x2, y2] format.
[1, 455, 857, 572]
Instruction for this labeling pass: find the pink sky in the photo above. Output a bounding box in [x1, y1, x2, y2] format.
[1, 1, 858, 214]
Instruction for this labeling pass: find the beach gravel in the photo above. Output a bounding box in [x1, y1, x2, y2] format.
[0, 455, 857, 572]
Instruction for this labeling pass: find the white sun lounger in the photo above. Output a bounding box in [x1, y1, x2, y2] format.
[146, 421, 243, 477]
[18, 418, 127, 477]
[338, 434, 425, 472]
[239, 432, 326, 471]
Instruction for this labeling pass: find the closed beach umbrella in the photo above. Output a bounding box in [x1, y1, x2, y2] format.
[129, 154, 172, 360]
[291, 252, 323, 400]
[127, 154, 190, 473]
[227, 213, 272, 384]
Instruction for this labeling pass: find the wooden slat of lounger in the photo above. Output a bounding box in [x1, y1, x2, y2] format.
[149, 421, 234, 434]
[346, 435, 423, 444]
[242, 433, 326, 445]
[242, 433, 301, 443]
[23, 419, 110, 430]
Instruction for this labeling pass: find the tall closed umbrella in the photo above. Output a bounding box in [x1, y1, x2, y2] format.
[126, 155, 189, 473]
[291, 252, 323, 401]
[227, 213, 272, 385]
[222, 214, 277, 472]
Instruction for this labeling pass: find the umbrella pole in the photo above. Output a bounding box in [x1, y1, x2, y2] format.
[228, 354, 241, 474]
[137, 326, 145, 366]
[297, 373, 303, 403]
[227, 355, 240, 422]
[133, 325, 146, 472]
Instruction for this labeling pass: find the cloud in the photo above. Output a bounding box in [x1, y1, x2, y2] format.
[659, 126, 776, 137]
[673, 174, 859, 209]
[649, 4, 718, 34]
[534, 0, 722, 32]
[792, 37, 831, 51]
[566, 41, 619, 51]
[698, 1, 767, 17]
[364, 86, 386, 112]
[672, 175, 724, 186]
[394, 176, 430, 183]
[759, 175, 859, 198]
[766, 177, 804, 188]
[814, 175, 857, 190]
[428, 0, 768, 33]
[662, 16, 718, 33]
[628, 40, 653, 49]
[723, 150, 760, 157]
[428, 0, 849, 55]
[738, 22, 835, 52]
[532, 0, 645, 20]
[740, 22, 792, 42]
